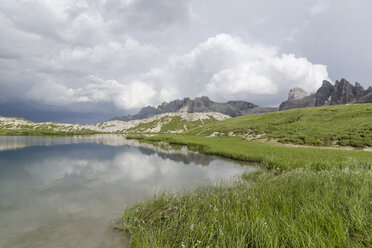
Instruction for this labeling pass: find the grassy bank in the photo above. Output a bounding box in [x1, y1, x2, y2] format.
[121, 135, 372, 247]
[122, 169, 372, 247]
[130, 135, 372, 171]
[0, 128, 100, 136]
[121, 103, 372, 248]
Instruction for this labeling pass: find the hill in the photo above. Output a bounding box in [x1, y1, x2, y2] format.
[186, 103, 372, 148]
[0, 112, 229, 135]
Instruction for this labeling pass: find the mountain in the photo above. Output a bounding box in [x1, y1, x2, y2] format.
[279, 79, 372, 111]
[1, 112, 230, 135]
[112, 96, 277, 121]
[112, 106, 156, 121]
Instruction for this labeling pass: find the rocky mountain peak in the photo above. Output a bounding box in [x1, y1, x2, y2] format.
[280, 78, 372, 111]
[111, 105, 156, 121]
[288, 87, 307, 101]
[354, 82, 366, 98]
[331, 78, 356, 105]
[137, 106, 157, 116]
[315, 80, 334, 106]
[112, 96, 275, 121]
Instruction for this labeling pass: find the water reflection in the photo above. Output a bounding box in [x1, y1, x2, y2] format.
[0, 135, 256, 248]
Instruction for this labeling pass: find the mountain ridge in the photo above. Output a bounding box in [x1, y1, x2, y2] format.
[112, 78, 372, 121]
[280, 79, 372, 110]
[112, 96, 277, 121]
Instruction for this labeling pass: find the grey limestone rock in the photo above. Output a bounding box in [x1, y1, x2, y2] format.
[280, 78, 372, 111]
[354, 82, 366, 99]
[112, 96, 275, 121]
[315, 80, 334, 106]
[156, 98, 192, 114]
[111, 106, 156, 121]
[356, 86, 372, 103]
[279, 87, 315, 111]
[288, 87, 308, 101]
[330, 79, 356, 105]
[279, 94, 316, 111]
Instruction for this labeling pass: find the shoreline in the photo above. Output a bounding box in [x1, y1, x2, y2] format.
[120, 136, 372, 247]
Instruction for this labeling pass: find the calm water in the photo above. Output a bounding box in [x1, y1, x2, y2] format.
[0, 135, 256, 248]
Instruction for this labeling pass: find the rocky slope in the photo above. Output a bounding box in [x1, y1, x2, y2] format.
[0, 112, 230, 134]
[113, 96, 277, 121]
[279, 79, 372, 110]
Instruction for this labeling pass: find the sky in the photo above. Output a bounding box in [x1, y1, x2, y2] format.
[0, 0, 371, 123]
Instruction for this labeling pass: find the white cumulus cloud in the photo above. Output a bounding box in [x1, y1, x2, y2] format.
[25, 33, 329, 109]
[141, 34, 329, 104]
[26, 76, 157, 110]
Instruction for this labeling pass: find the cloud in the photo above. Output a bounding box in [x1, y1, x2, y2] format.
[58, 37, 161, 77]
[0, 0, 192, 45]
[25, 34, 329, 109]
[282, 0, 331, 43]
[103, 0, 193, 31]
[26, 76, 157, 109]
[0, 1, 334, 116]
[0, 0, 191, 111]
[26, 81, 87, 105]
[206, 64, 277, 96]
[141, 34, 329, 104]
[310, 0, 330, 17]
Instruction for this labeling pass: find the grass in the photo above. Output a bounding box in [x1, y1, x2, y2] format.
[0, 128, 99, 136]
[130, 135, 372, 172]
[160, 116, 217, 133]
[121, 136, 372, 247]
[121, 170, 372, 248]
[187, 104, 372, 148]
[0, 114, 221, 135]
[124, 115, 219, 133]
[120, 104, 372, 247]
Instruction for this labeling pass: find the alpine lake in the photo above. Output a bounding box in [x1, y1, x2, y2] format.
[0, 135, 257, 248]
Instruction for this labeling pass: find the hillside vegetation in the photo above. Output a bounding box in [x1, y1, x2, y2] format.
[2, 104, 371, 148]
[188, 103, 372, 147]
[0, 112, 229, 135]
[121, 104, 372, 247]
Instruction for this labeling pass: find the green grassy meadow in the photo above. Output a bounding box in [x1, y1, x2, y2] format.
[130, 135, 372, 171]
[120, 136, 372, 247]
[0, 128, 99, 136]
[188, 103, 372, 147]
[120, 104, 372, 247]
